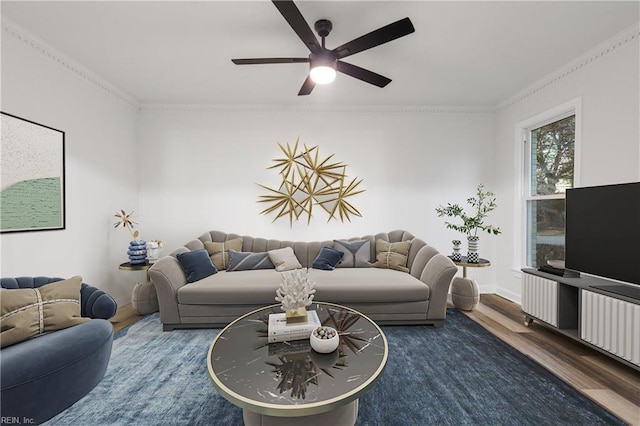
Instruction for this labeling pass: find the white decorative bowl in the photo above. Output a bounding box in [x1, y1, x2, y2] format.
[310, 326, 339, 353]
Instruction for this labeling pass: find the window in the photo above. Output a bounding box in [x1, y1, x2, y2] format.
[524, 113, 576, 268]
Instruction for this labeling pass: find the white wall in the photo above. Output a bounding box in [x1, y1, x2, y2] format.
[492, 31, 640, 302]
[4, 18, 635, 307]
[137, 107, 499, 289]
[0, 26, 141, 306]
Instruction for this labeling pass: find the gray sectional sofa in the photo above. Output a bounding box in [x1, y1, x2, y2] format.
[149, 230, 458, 331]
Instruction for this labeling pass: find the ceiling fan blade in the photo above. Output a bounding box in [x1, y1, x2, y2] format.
[336, 61, 391, 88]
[298, 75, 316, 96]
[332, 17, 415, 60]
[232, 58, 309, 65]
[272, 1, 322, 53]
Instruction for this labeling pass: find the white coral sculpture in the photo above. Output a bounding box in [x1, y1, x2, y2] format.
[275, 269, 316, 313]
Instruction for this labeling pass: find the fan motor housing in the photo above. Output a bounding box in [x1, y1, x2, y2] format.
[314, 19, 332, 38]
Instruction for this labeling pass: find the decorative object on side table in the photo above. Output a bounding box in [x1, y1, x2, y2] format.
[146, 239, 163, 261]
[310, 326, 339, 353]
[451, 239, 462, 262]
[467, 236, 479, 263]
[113, 209, 147, 265]
[127, 240, 147, 265]
[435, 184, 501, 263]
[275, 269, 316, 324]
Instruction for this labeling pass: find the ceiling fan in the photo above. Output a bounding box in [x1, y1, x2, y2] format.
[231, 0, 415, 96]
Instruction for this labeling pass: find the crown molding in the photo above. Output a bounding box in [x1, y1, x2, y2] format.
[3, 15, 637, 114]
[2, 18, 141, 110]
[139, 104, 496, 114]
[496, 22, 639, 111]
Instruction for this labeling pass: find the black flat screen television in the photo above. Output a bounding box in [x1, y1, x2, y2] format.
[565, 182, 640, 286]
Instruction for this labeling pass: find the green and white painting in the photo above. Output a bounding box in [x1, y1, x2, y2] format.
[1, 112, 65, 233]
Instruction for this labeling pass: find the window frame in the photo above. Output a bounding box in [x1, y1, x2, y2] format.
[513, 98, 582, 270]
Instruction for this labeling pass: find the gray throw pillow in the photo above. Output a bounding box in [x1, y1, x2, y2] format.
[333, 239, 371, 268]
[227, 250, 276, 271]
[267, 247, 302, 271]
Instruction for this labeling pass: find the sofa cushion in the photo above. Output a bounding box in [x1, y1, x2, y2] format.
[178, 270, 283, 304]
[372, 240, 412, 273]
[177, 268, 429, 306]
[334, 239, 371, 268]
[227, 250, 275, 271]
[268, 247, 302, 271]
[309, 268, 429, 303]
[204, 238, 243, 270]
[312, 247, 344, 270]
[0, 276, 89, 348]
[177, 249, 218, 283]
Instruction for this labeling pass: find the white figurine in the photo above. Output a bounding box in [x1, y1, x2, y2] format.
[275, 269, 316, 313]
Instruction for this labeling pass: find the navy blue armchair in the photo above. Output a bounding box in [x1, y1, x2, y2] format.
[1, 277, 117, 424]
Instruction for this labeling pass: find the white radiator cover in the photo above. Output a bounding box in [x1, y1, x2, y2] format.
[581, 290, 640, 367]
[522, 274, 558, 327]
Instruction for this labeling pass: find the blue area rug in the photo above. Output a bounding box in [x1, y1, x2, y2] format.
[46, 309, 623, 425]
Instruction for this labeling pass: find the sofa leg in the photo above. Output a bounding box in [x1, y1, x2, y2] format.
[432, 321, 444, 328]
[163, 324, 176, 331]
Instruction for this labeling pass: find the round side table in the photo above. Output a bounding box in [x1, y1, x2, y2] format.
[448, 256, 490, 311]
[118, 261, 153, 274]
[119, 261, 158, 315]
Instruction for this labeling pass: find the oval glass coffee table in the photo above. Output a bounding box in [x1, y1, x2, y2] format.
[207, 302, 388, 426]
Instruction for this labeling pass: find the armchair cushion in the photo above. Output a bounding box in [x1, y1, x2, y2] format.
[0, 276, 89, 348]
[0, 276, 117, 422]
[1, 318, 113, 424]
[0, 276, 117, 320]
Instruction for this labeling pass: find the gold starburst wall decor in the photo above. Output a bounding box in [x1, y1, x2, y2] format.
[258, 137, 366, 227]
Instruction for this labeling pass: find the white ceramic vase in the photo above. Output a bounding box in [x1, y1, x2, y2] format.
[467, 236, 479, 263]
[451, 240, 462, 262]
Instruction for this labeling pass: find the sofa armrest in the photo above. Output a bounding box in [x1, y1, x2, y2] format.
[148, 256, 187, 326]
[421, 254, 457, 320]
[80, 284, 117, 319]
[411, 246, 457, 321]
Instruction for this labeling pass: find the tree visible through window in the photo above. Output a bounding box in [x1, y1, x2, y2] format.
[526, 114, 575, 267]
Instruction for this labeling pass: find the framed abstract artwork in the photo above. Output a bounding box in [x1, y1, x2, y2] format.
[0, 112, 66, 233]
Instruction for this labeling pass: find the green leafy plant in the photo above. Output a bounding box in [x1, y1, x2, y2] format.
[435, 184, 501, 237]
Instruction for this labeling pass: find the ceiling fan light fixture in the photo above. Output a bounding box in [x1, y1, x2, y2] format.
[309, 52, 337, 84]
[310, 65, 336, 84]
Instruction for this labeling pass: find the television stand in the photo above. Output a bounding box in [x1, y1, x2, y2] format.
[590, 284, 640, 301]
[522, 268, 639, 371]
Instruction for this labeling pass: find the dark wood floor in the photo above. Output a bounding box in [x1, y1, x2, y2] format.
[111, 295, 639, 425]
[460, 294, 639, 425]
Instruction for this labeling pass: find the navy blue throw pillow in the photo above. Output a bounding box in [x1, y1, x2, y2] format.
[312, 247, 344, 270]
[177, 249, 218, 283]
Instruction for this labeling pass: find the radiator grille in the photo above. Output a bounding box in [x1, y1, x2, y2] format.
[522, 274, 558, 327]
[581, 290, 640, 367]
